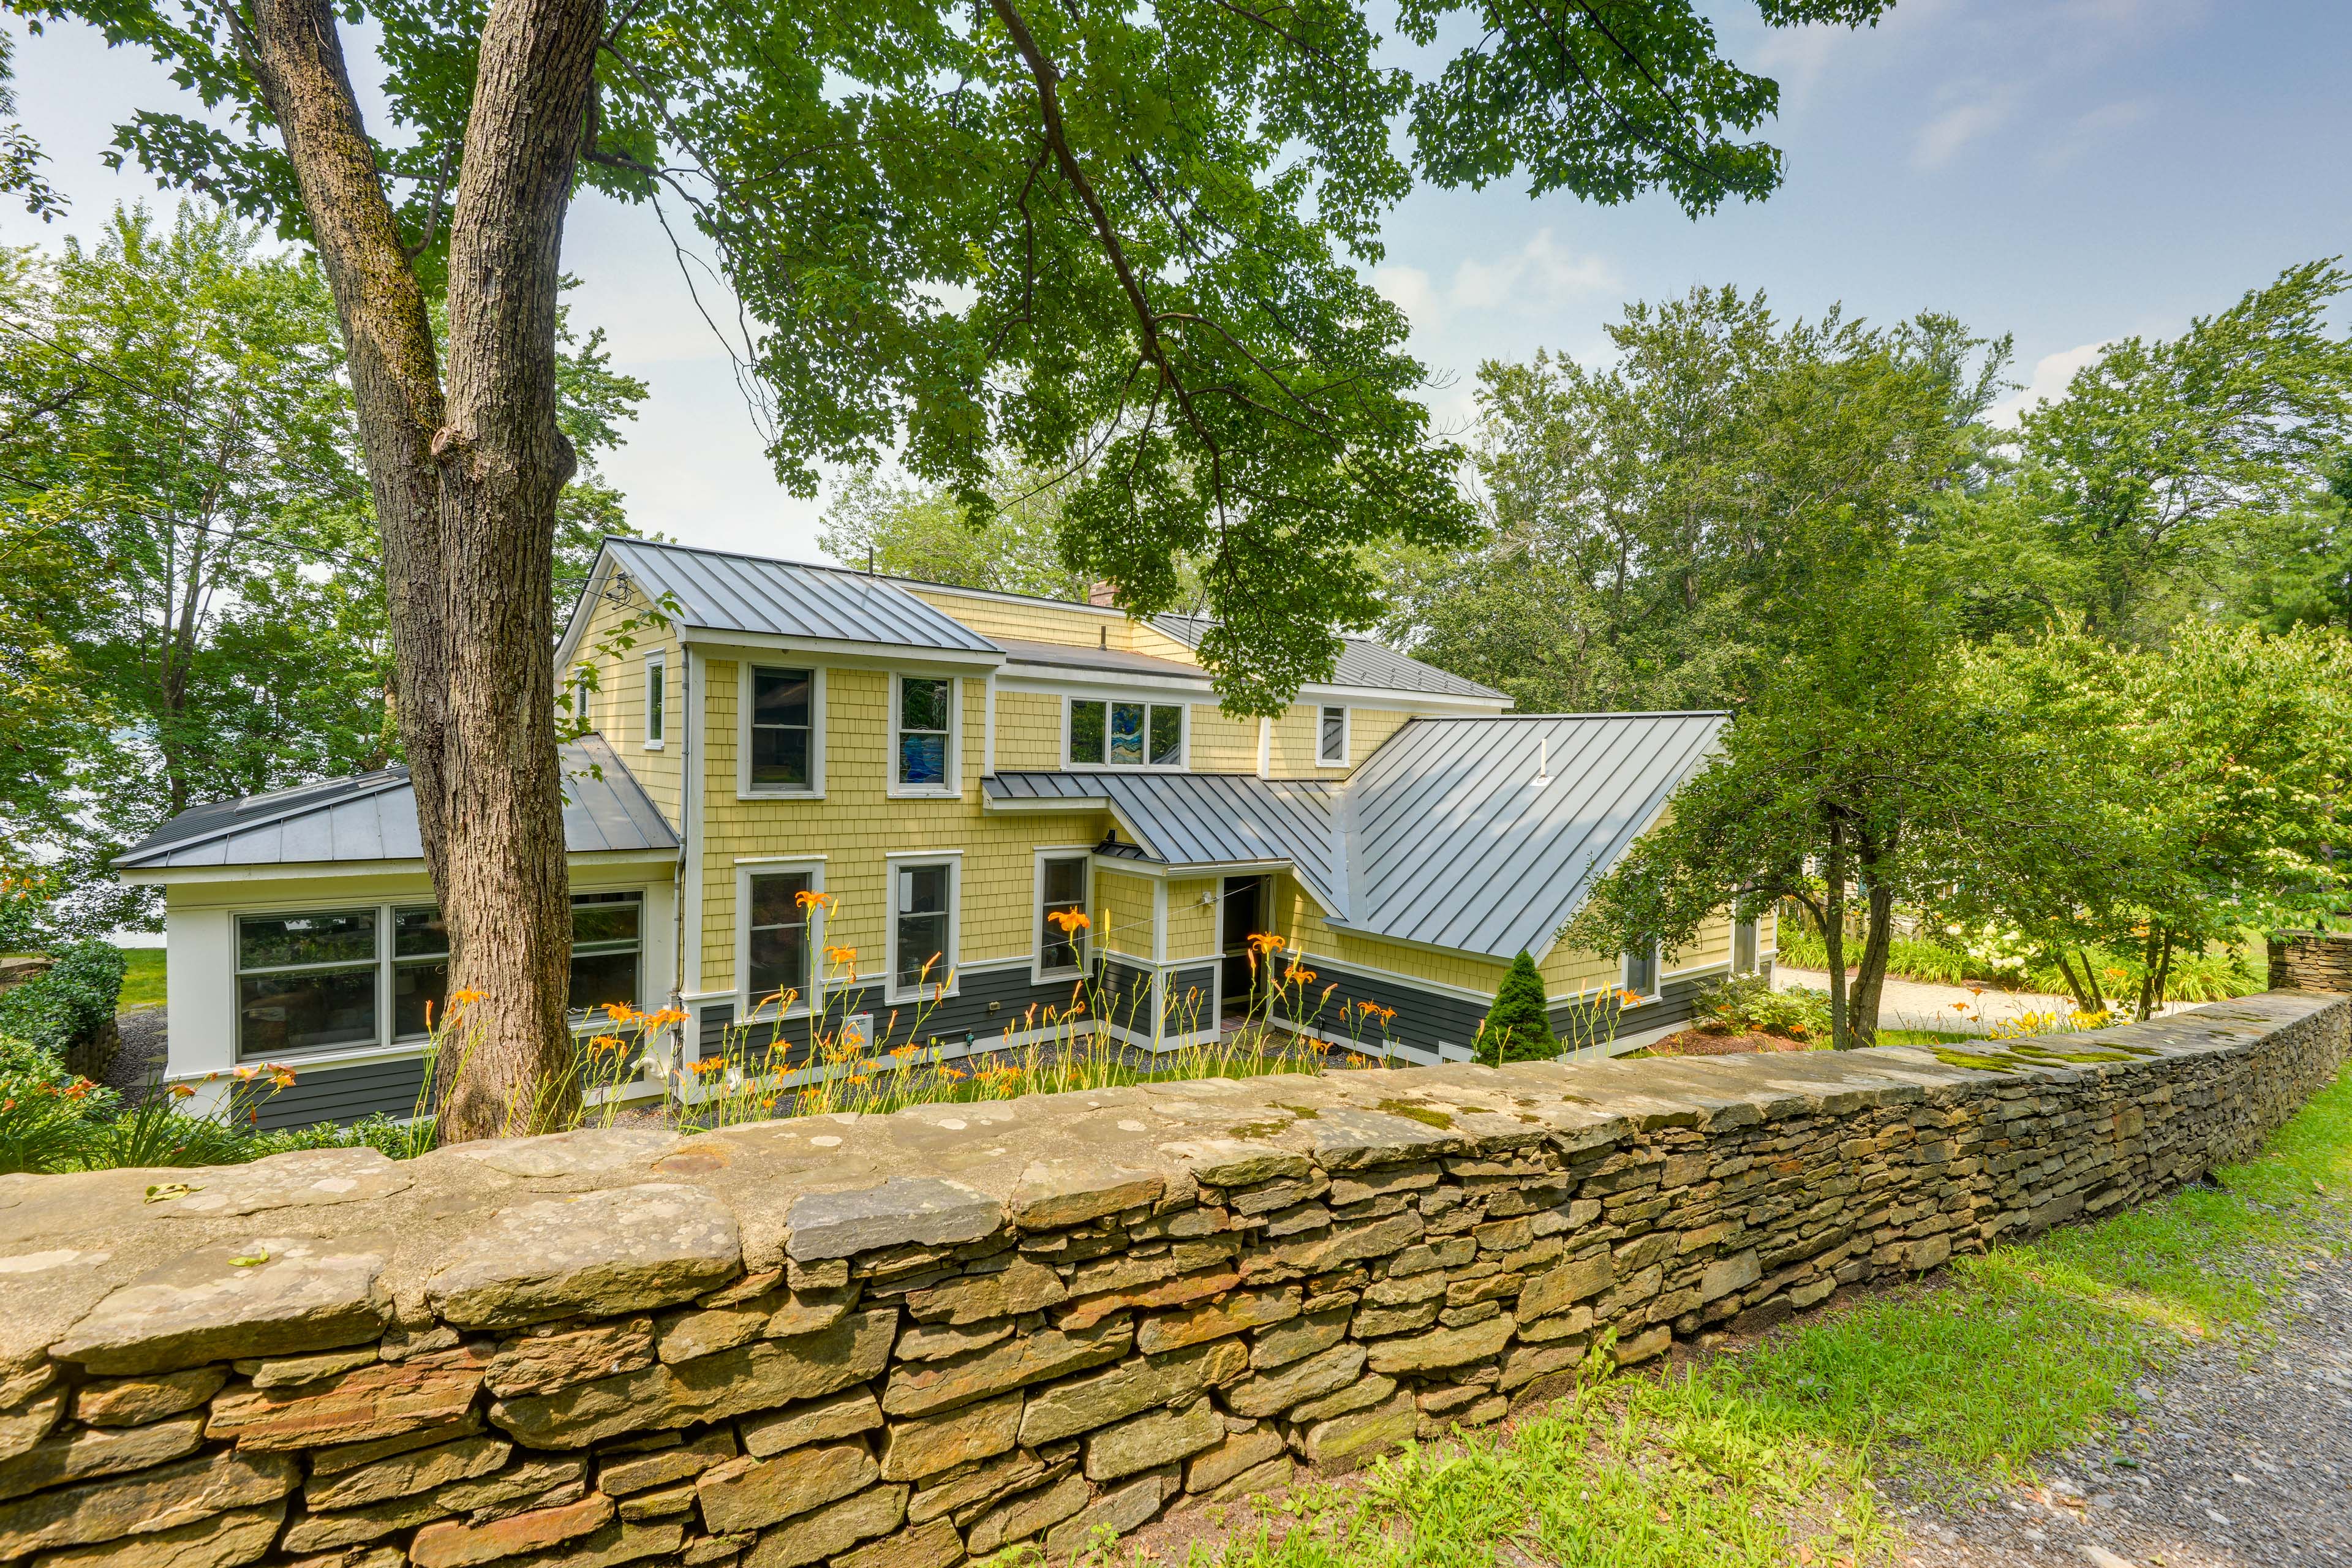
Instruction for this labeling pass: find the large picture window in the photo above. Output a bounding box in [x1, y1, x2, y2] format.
[1036, 854, 1088, 977]
[1068, 698, 1185, 769]
[749, 666, 815, 791]
[891, 859, 956, 995]
[236, 892, 650, 1060]
[894, 676, 954, 791]
[745, 869, 815, 1009]
[237, 910, 379, 1057]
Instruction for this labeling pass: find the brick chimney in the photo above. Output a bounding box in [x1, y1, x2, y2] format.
[1087, 580, 1118, 608]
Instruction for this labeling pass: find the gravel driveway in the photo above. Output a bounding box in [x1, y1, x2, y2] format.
[1896, 1238, 2352, 1568]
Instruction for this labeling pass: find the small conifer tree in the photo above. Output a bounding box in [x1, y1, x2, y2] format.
[1477, 951, 1559, 1065]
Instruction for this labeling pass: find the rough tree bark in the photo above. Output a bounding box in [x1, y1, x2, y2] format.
[242, 0, 600, 1137]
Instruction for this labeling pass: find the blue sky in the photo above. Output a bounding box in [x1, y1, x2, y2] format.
[6, 0, 2347, 560]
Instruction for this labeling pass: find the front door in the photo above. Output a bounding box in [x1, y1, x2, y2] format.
[1219, 875, 1266, 1023]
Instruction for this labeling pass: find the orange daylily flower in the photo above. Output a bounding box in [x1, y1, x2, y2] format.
[1046, 908, 1091, 935]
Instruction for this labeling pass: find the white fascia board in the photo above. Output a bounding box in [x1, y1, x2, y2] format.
[678, 629, 1002, 672]
[995, 669, 1212, 700]
[552, 543, 620, 668]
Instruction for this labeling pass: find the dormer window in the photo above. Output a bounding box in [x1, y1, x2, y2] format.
[1068, 698, 1185, 769]
[1318, 705, 1349, 765]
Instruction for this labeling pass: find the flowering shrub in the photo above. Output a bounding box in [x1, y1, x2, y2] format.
[1695, 973, 1832, 1041]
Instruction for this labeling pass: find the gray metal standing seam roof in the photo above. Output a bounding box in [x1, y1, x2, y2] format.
[1150, 615, 1507, 703]
[592, 538, 1000, 655]
[985, 713, 1725, 962]
[984, 772, 1344, 911]
[116, 737, 679, 870]
[1339, 713, 1727, 959]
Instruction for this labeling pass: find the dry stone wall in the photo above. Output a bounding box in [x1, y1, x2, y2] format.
[2271, 931, 2352, 993]
[0, 992, 2345, 1568]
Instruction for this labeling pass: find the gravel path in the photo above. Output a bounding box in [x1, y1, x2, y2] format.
[107, 1006, 167, 1095]
[1896, 1237, 2352, 1568]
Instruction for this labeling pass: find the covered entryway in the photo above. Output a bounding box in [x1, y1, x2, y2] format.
[1219, 874, 1267, 1025]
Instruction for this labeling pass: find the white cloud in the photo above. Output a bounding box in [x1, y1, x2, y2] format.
[1913, 94, 2016, 169]
[2034, 98, 2155, 170]
[1373, 229, 1617, 333]
[1989, 339, 2111, 427]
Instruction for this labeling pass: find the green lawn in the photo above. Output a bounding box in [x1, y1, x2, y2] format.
[1875, 1027, 1972, 1047]
[1130, 1063, 2352, 1568]
[116, 948, 167, 1012]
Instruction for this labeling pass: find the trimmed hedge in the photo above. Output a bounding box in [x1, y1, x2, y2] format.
[0, 940, 127, 1063]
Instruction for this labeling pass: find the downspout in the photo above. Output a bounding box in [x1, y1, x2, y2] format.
[669, 644, 696, 1058]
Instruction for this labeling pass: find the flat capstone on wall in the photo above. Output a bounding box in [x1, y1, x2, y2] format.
[0, 990, 2343, 1568]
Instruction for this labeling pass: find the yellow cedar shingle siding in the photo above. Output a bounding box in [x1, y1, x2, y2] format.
[995, 691, 1065, 770]
[1266, 704, 1411, 776]
[568, 581, 683, 825]
[1163, 877, 1219, 960]
[1188, 709, 1258, 772]
[697, 660, 1101, 993]
[1093, 870, 1159, 958]
[901, 590, 1200, 663]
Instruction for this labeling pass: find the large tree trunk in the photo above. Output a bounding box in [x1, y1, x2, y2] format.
[1844, 874, 1896, 1050]
[1821, 821, 1851, 1050]
[244, 0, 599, 1138]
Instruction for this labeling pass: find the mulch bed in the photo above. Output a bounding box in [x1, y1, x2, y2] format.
[1646, 1025, 1817, 1057]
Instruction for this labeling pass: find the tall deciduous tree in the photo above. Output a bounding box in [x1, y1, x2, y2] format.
[9, 0, 1899, 1132]
[2003, 261, 2352, 642]
[1563, 311, 2008, 1047]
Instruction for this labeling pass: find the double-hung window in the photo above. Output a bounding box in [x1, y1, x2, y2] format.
[236, 911, 380, 1057]
[391, 907, 450, 1040]
[748, 666, 816, 793]
[1068, 698, 1184, 769]
[894, 676, 956, 793]
[644, 652, 666, 747]
[1317, 705, 1349, 765]
[891, 858, 957, 997]
[570, 894, 643, 1014]
[744, 867, 816, 1011]
[1036, 854, 1088, 978]
[1624, 942, 1660, 1000]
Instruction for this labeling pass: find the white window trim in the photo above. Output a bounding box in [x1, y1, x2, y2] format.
[886, 849, 963, 1004]
[1621, 941, 1662, 1004]
[1061, 695, 1189, 772]
[888, 674, 962, 799]
[1732, 914, 1761, 975]
[643, 650, 666, 750]
[735, 858, 826, 1021]
[1316, 704, 1351, 767]
[1031, 846, 1094, 986]
[737, 662, 826, 801]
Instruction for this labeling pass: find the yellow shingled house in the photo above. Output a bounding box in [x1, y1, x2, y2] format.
[119, 538, 1769, 1127]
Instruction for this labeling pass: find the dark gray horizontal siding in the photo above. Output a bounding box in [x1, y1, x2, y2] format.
[696, 967, 1101, 1071]
[1095, 958, 1155, 1036]
[1164, 965, 1216, 1033]
[1578, 970, 1714, 1047]
[252, 1055, 428, 1130]
[1273, 957, 1492, 1058]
